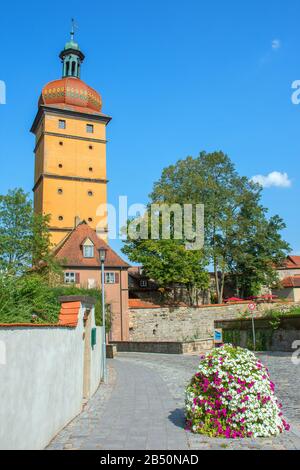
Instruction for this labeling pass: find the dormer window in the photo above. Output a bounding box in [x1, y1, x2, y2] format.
[82, 238, 94, 258]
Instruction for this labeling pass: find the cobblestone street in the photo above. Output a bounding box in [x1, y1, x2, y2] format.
[47, 352, 300, 451]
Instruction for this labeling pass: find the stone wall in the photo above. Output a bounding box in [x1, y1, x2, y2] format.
[128, 302, 298, 342]
[112, 338, 214, 354]
[215, 315, 300, 352]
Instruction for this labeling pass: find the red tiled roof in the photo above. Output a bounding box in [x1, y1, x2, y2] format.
[41, 77, 102, 113]
[54, 222, 129, 268]
[279, 256, 300, 269]
[128, 299, 255, 309]
[128, 299, 161, 309]
[58, 301, 81, 326]
[281, 276, 300, 288]
[128, 266, 143, 275]
[0, 323, 74, 328]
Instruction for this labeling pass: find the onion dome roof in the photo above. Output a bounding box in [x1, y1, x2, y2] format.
[40, 77, 102, 112]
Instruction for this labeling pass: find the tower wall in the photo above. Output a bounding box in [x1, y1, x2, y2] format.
[32, 110, 109, 246]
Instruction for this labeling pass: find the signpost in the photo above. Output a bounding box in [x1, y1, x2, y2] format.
[214, 328, 223, 346]
[248, 302, 256, 351]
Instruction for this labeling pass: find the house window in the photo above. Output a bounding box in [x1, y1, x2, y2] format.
[105, 272, 116, 284]
[83, 245, 94, 258]
[140, 279, 148, 288]
[64, 272, 76, 284]
[88, 191, 93, 197]
[58, 215, 64, 221]
[86, 124, 94, 133]
[89, 167, 93, 172]
[57, 188, 63, 194]
[58, 119, 66, 129]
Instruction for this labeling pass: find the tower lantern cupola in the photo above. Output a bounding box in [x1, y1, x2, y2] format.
[59, 19, 85, 78]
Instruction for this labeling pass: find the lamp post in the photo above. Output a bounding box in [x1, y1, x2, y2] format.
[98, 247, 108, 383]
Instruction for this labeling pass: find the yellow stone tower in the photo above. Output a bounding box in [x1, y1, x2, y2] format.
[31, 26, 110, 246]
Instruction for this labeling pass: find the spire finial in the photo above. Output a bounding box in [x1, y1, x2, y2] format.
[60, 20, 84, 78]
[70, 18, 75, 42]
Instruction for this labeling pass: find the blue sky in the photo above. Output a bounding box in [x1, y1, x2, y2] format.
[0, 0, 300, 257]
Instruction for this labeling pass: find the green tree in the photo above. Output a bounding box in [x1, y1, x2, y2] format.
[0, 188, 59, 274]
[122, 216, 209, 305]
[149, 151, 290, 302]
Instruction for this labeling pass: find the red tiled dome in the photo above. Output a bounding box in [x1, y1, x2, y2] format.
[40, 77, 102, 112]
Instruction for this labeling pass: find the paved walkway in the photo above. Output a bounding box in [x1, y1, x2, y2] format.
[47, 353, 300, 450]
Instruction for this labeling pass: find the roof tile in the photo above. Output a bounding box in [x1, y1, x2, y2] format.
[54, 222, 129, 268]
[58, 301, 81, 326]
[281, 276, 300, 288]
[128, 299, 161, 309]
[281, 256, 300, 269]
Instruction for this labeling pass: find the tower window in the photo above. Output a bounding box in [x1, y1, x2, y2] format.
[89, 145, 93, 150]
[89, 167, 93, 172]
[58, 119, 66, 129]
[59, 141, 63, 146]
[58, 163, 63, 168]
[86, 124, 94, 133]
[57, 188, 63, 195]
[58, 215, 64, 221]
[87, 191, 93, 197]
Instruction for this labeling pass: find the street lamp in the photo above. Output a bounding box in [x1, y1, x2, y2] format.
[98, 247, 108, 383]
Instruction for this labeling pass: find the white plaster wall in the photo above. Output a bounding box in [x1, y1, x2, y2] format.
[278, 268, 300, 279]
[0, 304, 103, 450]
[90, 327, 104, 396]
[294, 289, 300, 302]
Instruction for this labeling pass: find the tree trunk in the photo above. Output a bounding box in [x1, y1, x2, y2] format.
[214, 260, 220, 304]
[219, 271, 225, 303]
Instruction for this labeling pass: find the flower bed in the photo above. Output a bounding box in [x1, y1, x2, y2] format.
[185, 344, 290, 438]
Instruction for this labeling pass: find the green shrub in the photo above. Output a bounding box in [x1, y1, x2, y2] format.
[0, 273, 60, 323]
[51, 285, 110, 330]
[0, 273, 109, 329]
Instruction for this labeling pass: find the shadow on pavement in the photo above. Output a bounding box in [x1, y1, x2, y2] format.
[168, 408, 186, 429]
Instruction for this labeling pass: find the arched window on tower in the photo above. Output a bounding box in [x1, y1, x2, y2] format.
[71, 61, 76, 76]
[65, 61, 70, 76]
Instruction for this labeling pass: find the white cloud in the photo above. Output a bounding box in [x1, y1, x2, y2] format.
[251, 171, 292, 188]
[272, 39, 281, 50]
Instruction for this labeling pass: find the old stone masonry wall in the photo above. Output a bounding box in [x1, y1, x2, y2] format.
[128, 302, 297, 342]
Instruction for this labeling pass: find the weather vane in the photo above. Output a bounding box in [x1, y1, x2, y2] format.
[70, 18, 78, 41]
